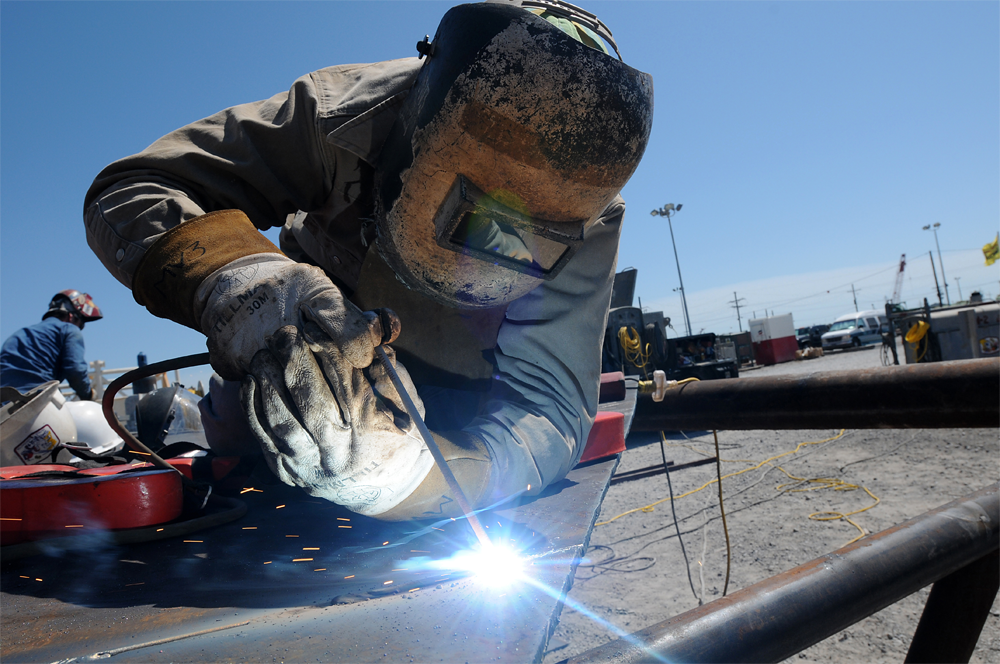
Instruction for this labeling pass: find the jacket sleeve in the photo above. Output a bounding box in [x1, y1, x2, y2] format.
[60, 326, 93, 400]
[83, 71, 343, 290]
[473, 198, 623, 504]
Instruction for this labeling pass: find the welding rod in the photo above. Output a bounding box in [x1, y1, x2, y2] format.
[375, 346, 492, 549]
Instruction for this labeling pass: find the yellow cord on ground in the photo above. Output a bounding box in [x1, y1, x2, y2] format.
[596, 429, 847, 526]
[660, 433, 878, 544]
[773, 469, 879, 545]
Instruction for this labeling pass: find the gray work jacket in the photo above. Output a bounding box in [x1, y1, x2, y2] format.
[84, 57, 623, 504]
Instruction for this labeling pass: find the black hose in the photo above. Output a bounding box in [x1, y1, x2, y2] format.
[100, 353, 211, 477]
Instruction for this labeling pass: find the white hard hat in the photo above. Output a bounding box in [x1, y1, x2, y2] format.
[63, 400, 124, 458]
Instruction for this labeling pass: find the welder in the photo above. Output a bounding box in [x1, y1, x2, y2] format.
[83, 0, 653, 520]
[1, 290, 103, 402]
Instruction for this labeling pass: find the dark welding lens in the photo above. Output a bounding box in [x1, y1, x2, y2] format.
[434, 175, 585, 279]
[451, 211, 569, 271]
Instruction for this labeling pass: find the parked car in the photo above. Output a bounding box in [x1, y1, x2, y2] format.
[796, 324, 830, 349]
[821, 310, 888, 350]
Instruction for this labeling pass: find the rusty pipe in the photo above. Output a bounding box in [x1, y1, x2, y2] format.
[565, 483, 999, 664]
[632, 358, 999, 430]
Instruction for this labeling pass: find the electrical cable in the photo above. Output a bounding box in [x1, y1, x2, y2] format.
[602, 428, 879, 548]
[618, 326, 651, 378]
[772, 470, 879, 545]
[712, 430, 731, 596]
[574, 544, 656, 579]
[596, 429, 847, 526]
[659, 434, 700, 604]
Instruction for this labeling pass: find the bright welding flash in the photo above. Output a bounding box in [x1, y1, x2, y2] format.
[451, 543, 525, 589]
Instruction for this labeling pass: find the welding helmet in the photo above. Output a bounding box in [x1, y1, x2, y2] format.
[43, 290, 103, 327]
[373, 1, 653, 308]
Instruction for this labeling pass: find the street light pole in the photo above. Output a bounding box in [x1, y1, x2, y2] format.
[651, 204, 692, 336]
[927, 252, 943, 307]
[923, 223, 951, 305]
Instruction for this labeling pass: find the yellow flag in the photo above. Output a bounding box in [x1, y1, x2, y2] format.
[984, 233, 1000, 266]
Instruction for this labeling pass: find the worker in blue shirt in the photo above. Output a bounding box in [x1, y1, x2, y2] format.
[1, 291, 104, 400]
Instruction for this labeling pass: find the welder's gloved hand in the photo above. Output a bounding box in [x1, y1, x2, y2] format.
[196, 254, 399, 381]
[240, 322, 435, 516]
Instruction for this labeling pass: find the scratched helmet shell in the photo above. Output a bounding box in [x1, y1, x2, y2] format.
[373, 1, 654, 309]
[44, 290, 103, 324]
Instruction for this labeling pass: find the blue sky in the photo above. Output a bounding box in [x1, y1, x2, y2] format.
[2, 1, 997, 388]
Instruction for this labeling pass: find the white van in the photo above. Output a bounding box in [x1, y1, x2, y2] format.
[821, 310, 888, 350]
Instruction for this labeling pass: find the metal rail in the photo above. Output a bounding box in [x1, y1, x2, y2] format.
[565, 483, 999, 664]
[632, 358, 999, 430]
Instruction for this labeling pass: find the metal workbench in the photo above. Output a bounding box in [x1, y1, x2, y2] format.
[1, 388, 636, 663]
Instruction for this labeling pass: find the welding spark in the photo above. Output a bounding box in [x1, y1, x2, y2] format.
[419, 543, 526, 590]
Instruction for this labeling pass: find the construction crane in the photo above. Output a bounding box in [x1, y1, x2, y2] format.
[891, 254, 906, 305]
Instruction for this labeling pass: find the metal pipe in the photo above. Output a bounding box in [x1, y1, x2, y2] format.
[632, 358, 999, 430]
[566, 484, 999, 664]
[905, 549, 999, 663]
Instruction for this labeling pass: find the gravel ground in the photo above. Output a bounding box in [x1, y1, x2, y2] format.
[544, 342, 1000, 663]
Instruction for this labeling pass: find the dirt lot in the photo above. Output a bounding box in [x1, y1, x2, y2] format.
[544, 342, 1000, 663]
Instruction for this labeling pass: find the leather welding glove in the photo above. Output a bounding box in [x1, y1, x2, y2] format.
[240, 322, 436, 516]
[196, 254, 397, 381]
[131, 209, 399, 383]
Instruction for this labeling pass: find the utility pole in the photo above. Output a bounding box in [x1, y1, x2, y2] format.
[955, 276, 963, 301]
[928, 252, 943, 307]
[729, 292, 747, 332]
[851, 285, 859, 312]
